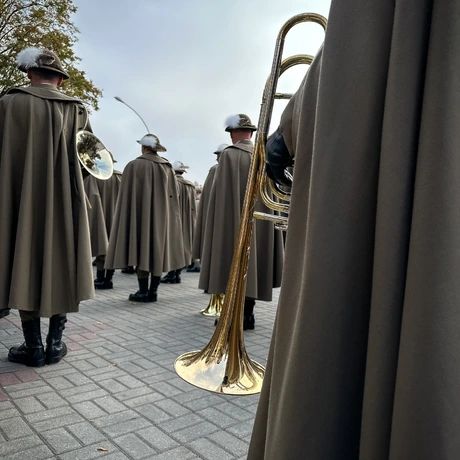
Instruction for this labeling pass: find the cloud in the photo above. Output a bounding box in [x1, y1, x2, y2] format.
[73, 0, 331, 184]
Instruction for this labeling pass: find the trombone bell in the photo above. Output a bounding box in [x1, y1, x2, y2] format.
[76, 130, 114, 180]
[175, 351, 264, 395]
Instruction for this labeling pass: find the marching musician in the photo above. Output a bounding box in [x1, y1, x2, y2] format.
[0, 47, 94, 367]
[190, 143, 228, 275]
[248, 0, 460, 458]
[84, 165, 123, 290]
[198, 115, 284, 330]
[105, 134, 185, 302]
[161, 161, 196, 284]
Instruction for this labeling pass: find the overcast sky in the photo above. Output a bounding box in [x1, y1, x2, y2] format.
[73, 0, 331, 184]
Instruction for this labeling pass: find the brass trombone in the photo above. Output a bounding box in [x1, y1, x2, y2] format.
[174, 13, 327, 395]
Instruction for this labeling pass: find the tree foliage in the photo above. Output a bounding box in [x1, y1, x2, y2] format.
[0, 0, 102, 110]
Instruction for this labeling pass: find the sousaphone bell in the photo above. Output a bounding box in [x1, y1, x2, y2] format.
[76, 130, 114, 180]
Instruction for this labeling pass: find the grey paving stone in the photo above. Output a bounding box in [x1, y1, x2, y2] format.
[153, 381, 185, 397]
[74, 400, 108, 419]
[95, 376, 130, 391]
[0, 416, 34, 439]
[0, 434, 42, 457]
[171, 421, 220, 443]
[134, 403, 172, 424]
[172, 389, 210, 405]
[115, 374, 146, 389]
[208, 431, 250, 457]
[67, 388, 109, 404]
[45, 375, 76, 390]
[34, 413, 85, 433]
[214, 401, 253, 421]
[122, 391, 165, 408]
[93, 395, 127, 414]
[87, 357, 113, 368]
[115, 385, 154, 401]
[98, 453, 131, 460]
[227, 419, 256, 439]
[71, 360, 97, 371]
[92, 410, 140, 428]
[58, 442, 120, 460]
[113, 433, 157, 459]
[5, 445, 54, 460]
[14, 396, 46, 414]
[150, 446, 198, 460]
[102, 416, 151, 438]
[0, 407, 21, 421]
[25, 405, 74, 423]
[36, 391, 68, 409]
[67, 421, 107, 445]
[4, 384, 54, 399]
[154, 399, 191, 417]
[137, 426, 179, 451]
[64, 373, 94, 386]
[196, 407, 238, 428]
[41, 427, 82, 454]
[183, 394, 227, 411]
[115, 361, 145, 374]
[188, 438, 235, 460]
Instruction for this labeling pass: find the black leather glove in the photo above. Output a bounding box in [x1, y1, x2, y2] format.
[265, 127, 294, 188]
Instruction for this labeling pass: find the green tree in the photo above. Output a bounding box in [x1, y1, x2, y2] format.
[0, 0, 102, 110]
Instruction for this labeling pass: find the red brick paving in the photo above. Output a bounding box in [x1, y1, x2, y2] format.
[15, 369, 41, 383]
[0, 373, 21, 386]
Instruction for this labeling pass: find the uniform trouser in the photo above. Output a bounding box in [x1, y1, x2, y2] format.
[137, 269, 150, 280]
[244, 298, 255, 316]
[95, 254, 106, 271]
[19, 311, 66, 321]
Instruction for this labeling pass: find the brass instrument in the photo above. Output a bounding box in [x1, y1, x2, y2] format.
[174, 13, 327, 395]
[76, 130, 114, 180]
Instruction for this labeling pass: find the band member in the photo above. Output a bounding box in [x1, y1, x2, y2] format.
[105, 134, 185, 302]
[199, 115, 283, 330]
[84, 166, 122, 289]
[161, 161, 196, 284]
[248, 1, 460, 458]
[190, 144, 228, 275]
[0, 47, 94, 366]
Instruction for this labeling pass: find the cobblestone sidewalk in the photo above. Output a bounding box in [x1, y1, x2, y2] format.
[0, 269, 278, 460]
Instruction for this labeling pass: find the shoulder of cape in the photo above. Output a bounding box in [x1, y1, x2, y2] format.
[136, 154, 172, 167]
[178, 176, 195, 188]
[222, 141, 254, 155]
[5, 86, 83, 104]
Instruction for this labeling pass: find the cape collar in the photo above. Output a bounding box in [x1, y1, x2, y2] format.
[6, 84, 81, 103]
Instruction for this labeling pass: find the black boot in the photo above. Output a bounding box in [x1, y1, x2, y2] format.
[129, 277, 151, 302]
[187, 262, 201, 273]
[243, 298, 255, 331]
[0, 308, 10, 319]
[175, 269, 182, 284]
[45, 315, 68, 365]
[122, 266, 136, 274]
[149, 276, 161, 302]
[160, 271, 177, 284]
[94, 269, 105, 289]
[96, 269, 114, 290]
[8, 319, 45, 367]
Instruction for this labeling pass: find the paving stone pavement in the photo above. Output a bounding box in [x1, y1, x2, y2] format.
[0, 269, 279, 459]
